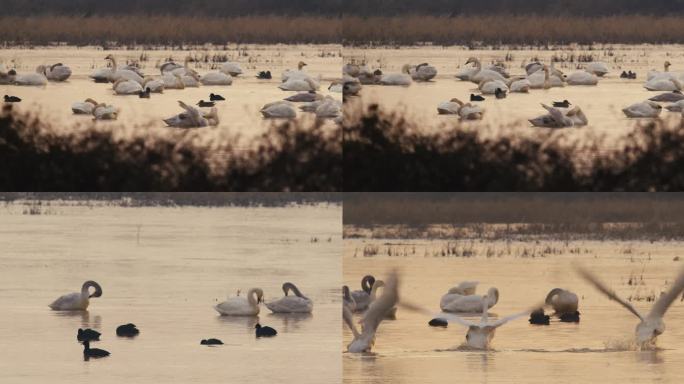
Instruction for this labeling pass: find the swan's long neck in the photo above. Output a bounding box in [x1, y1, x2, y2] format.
[81, 281, 102, 298]
[283, 282, 306, 298]
[545, 288, 563, 304]
[109, 57, 117, 71]
[480, 295, 489, 324]
[247, 288, 262, 308]
[362, 276, 375, 294]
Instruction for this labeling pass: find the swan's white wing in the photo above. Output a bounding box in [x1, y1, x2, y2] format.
[647, 267, 684, 319]
[343, 305, 360, 338]
[489, 310, 532, 328]
[361, 271, 398, 333]
[575, 265, 644, 320]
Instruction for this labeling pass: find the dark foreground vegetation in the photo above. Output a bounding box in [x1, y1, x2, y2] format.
[343, 104, 684, 192]
[0, 105, 341, 192]
[344, 193, 684, 240]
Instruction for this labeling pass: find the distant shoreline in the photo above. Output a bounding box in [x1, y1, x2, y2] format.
[342, 15, 684, 46]
[0, 16, 341, 45]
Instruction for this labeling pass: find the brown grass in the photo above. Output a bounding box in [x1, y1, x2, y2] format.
[343, 15, 684, 45]
[0, 16, 341, 45]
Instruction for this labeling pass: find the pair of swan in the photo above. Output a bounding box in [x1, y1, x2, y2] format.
[529, 104, 588, 128]
[403, 63, 438, 82]
[49, 281, 103, 310]
[440, 282, 499, 313]
[528, 65, 565, 89]
[98, 54, 144, 85]
[39, 63, 72, 81]
[299, 97, 342, 119]
[93, 103, 119, 120]
[264, 283, 313, 313]
[623, 101, 662, 118]
[344, 271, 399, 353]
[577, 265, 684, 346]
[437, 98, 484, 120]
[214, 283, 312, 315]
[164, 101, 219, 128]
[72, 98, 99, 115]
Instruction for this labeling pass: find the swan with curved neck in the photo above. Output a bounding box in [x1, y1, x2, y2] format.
[104, 54, 144, 84]
[351, 275, 375, 312]
[440, 285, 499, 313]
[345, 271, 399, 353]
[443, 294, 531, 349]
[215, 288, 264, 316]
[49, 281, 103, 311]
[576, 266, 684, 347]
[343, 286, 357, 312]
[369, 280, 397, 319]
[465, 57, 506, 84]
[265, 282, 313, 313]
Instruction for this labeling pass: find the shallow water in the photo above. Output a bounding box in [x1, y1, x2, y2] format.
[0, 45, 341, 141]
[344, 237, 684, 384]
[0, 201, 342, 384]
[345, 44, 684, 140]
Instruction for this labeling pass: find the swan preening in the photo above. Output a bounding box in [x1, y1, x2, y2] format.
[215, 288, 264, 316]
[72, 98, 99, 115]
[529, 104, 588, 128]
[623, 101, 662, 118]
[261, 101, 296, 118]
[437, 98, 484, 120]
[49, 281, 103, 311]
[440, 282, 499, 313]
[576, 265, 684, 346]
[403, 63, 438, 82]
[345, 271, 399, 353]
[351, 275, 375, 312]
[93, 103, 119, 120]
[39, 63, 72, 81]
[163, 101, 219, 128]
[442, 295, 532, 349]
[265, 282, 313, 313]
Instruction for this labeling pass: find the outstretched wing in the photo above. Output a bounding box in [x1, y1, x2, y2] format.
[575, 265, 644, 320]
[178, 101, 201, 125]
[438, 313, 477, 328]
[490, 310, 532, 328]
[648, 266, 684, 319]
[343, 305, 360, 338]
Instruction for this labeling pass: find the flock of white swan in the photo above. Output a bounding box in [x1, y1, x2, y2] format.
[343, 266, 684, 353]
[343, 59, 684, 127]
[49, 280, 313, 359]
[0, 56, 342, 128]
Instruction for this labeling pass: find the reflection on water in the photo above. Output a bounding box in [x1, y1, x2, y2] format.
[344, 238, 684, 384]
[346, 44, 684, 141]
[0, 201, 341, 384]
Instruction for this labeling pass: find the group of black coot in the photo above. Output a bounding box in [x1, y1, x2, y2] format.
[469, 88, 508, 101]
[78, 324, 140, 360]
[201, 323, 278, 347]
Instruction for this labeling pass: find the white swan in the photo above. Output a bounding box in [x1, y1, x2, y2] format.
[279, 77, 319, 92]
[215, 288, 264, 316]
[446, 281, 479, 295]
[545, 288, 579, 315]
[72, 98, 99, 115]
[282, 61, 310, 82]
[404, 63, 437, 82]
[261, 101, 296, 118]
[43, 63, 72, 81]
[666, 100, 684, 112]
[220, 62, 243, 77]
[443, 295, 531, 349]
[200, 72, 233, 86]
[164, 101, 219, 128]
[479, 79, 509, 95]
[644, 77, 682, 92]
[567, 71, 599, 86]
[345, 271, 398, 353]
[529, 104, 588, 128]
[528, 66, 564, 89]
[379, 73, 412, 86]
[576, 266, 684, 346]
[113, 79, 143, 95]
[181, 72, 201, 88]
[142, 77, 165, 93]
[266, 283, 313, 314]
[343, 286, 357, 313]
[314, 98, 342, 119]
[13, 68, 48, 86]
[351, 275, 375, 312]
[49, 281, 103, 310]
[92, 103, 118, 120]
[166, 57, 198, 77]
[104, 55, 144, 85]
[162, 73, 185, 89]
[623, 101, 662, 118]
[437, 98, 463, 115]
[647, 61, 673, 81]
[458, 103, 484, 120]
[465, 58, 507, 84]
[509, 77, 531, 93]
[585, 62, 609, 77]
[441, 286, 499, 313]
